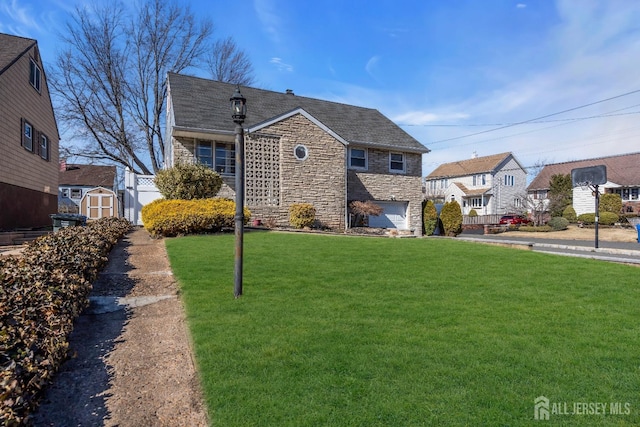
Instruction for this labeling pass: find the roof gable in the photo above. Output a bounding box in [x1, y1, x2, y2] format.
[426, 152, 516, 179]
[249, 108, 348, 146]
[528, 152, 640, 190]
[167, 73, 428, 154]
[0, 33, 36, 75]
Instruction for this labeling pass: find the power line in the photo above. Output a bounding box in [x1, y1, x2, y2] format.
[423, 89, 640, 145]
[403, 110, 640, 127]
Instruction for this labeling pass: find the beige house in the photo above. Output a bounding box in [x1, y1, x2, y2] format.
[165, 73, 429, 233]
[0, 33, 59, 230]
[425, 152, 528, 215]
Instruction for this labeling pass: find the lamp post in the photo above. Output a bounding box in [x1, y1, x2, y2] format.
[231, 86, 246, 298]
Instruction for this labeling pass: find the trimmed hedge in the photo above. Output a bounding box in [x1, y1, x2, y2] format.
[423, 200, 438, 236]
[154, 163, 223, 200]
[440, 200, 463, 236]
[141, 198, 251, 237]
[289, 203, 316, 229]
[548, 216, 569, 231]
[577, 212, 619, 226]
[0, 217, 131, 424]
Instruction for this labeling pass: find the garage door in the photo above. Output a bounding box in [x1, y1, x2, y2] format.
[368, 201, 408, 229]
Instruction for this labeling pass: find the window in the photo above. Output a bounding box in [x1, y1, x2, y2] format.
[196, 141, 213, 168]
[470, 197, 485, 208]
[294, 144, 308, 161]
[472, 174, 486, 186]
[29, 59, 41, 92]
[40, 134, 49, 160]
[62, 189, 70, 198]
[215, 142, 235, 175]
[349, 148, 367, 169]
[389, 152, 405, 172]
[505, 175, 515, 186]
[197, 140, 236, 174]
[23, 120, 33, 152]
[70, 189, 82, 199]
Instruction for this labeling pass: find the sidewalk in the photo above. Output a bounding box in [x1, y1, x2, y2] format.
[458, 231, 640, 265]
[31, 228, 208, 426]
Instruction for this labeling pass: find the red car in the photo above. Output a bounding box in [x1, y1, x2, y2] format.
[499, 215, 532, 226]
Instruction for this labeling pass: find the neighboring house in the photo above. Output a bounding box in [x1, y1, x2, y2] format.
[527, 152, 640, 216]
[424, 152, 527, 215]
[59, 162, 119, 219]
[165, 73, 430, 233]
[0, 33, 59, 230]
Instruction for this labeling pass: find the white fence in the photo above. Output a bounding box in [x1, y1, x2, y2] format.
[124, 168, 162, 226]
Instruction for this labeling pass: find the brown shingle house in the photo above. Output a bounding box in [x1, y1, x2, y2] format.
[165, 73, 430, 234]
[0, 33, 59, 230]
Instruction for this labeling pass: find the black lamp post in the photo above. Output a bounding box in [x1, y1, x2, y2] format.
[231, 86, 246, 298]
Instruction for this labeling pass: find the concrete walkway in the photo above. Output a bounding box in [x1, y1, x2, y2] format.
[31, 228, 208, 426]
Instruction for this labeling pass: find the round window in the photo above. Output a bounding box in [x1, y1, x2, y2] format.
[294, 144, 308, 161]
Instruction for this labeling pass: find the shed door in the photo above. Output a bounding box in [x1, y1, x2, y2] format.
[86, 194, 113, 219]
[368, 201, 408, 229]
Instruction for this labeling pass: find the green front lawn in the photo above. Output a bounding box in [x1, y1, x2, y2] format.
[166, 232, 639, 426]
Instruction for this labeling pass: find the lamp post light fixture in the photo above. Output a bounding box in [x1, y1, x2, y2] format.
[231, 86, 246, 298]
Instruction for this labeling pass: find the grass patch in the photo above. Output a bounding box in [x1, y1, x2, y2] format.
[166, 232, 640, 426]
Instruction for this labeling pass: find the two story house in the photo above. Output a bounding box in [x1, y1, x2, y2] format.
[424, 152, 527, 215]
[0, 33, 59, 230]
[527, 152, 640, 216]
[165, 73, 429, 234]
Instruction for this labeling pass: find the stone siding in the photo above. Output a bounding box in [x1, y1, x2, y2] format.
[252, 114, 347, 229]
[348, 170, 424, 235]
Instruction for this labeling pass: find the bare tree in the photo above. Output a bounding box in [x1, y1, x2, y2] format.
[52, 0, 252, 174]
[206, 37, 255, 85]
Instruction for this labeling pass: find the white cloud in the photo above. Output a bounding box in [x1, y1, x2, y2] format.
[0, 0, 38, 32]
[516, 3, 527, 8]
[365, 55, 380, 79]
[409, 1, 640, 175]
[254, 0, 283, 44]
[393, 111, 470, 126]
[269, 57, 293, 72]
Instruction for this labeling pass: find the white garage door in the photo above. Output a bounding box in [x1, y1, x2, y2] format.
[368, 201, 408, 229]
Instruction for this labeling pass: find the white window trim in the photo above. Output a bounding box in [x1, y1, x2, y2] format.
[349, 147, 368, 170]
[40, 133, 49, 160]
[294, 144, 308, 161]
[29, 58, 41, 92]
[23, 121, 33, 152]
[389, 152, 406, 173]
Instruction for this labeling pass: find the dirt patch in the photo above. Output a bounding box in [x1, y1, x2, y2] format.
[31, 228, 208, 426]
[502, 225, 638, 242]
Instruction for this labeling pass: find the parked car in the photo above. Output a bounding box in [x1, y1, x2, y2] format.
[499, 215, 532, 226]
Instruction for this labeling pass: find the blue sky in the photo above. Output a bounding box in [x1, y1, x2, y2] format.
[3, 0, 640, 177]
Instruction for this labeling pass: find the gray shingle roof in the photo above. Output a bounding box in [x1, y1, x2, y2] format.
[0, 33, 36, 75]
[167, 72, 429, 153]
[528, 152, 640, 190]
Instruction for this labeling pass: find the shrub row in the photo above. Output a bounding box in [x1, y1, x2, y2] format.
[141, 198, 251, 237]
[0, 217, 131, 424]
